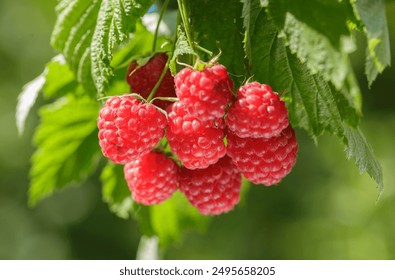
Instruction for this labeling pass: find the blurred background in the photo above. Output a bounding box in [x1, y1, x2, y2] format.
[0, 0, 394, 259]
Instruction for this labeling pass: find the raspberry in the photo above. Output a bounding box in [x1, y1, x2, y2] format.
[179, 156, 241, 215]
[174, 64, 233, 121]
[124, 152, 179, 205]
[126, 53, 176, 110]
[226, 126, 298, 186]
[226, 82, 289, 138]
[98, 95, 167, 164]
[166, 102, 226, 170]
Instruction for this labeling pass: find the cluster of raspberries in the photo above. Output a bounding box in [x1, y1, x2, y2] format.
[97, 53, 298, 215]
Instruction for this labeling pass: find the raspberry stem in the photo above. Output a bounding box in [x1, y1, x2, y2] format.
[177, 0, 195, 57]
[150, 96, 178, 103]
[176, 0, 225, 70]
[152, 0, 170, 53]
[146, 60, 170, 102]
[194, 44, 213, 57]
[147, 24, 178, 103]
[97, 93, 146, 103]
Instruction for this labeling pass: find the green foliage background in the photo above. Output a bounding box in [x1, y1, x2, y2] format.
[1, 0, 395, 259]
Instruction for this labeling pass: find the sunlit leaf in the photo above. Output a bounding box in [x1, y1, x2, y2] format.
[16, 75, 45, 136]
[43, 55, 78, 99]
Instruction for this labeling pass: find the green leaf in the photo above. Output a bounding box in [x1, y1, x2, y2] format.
[100, 161, 154, 234]
[17, 55, 83, 136]
[150, 192, 209, 246]
[100, 163, 209, 245]
[111, 22, 158, 69]
[267, 0, 351, 47]
[29, 95, 100, 206]
[343, 126, 384, 195]
[51, 0, 100, 94]
[241, 0, 262, 61]
[43, 55, 78, 99]
[169, 26, 196, 75]
[249, 10, 383, 192]
[101, 162, 134, 219]
[132, 204, 155, 237]
[51, 0, 155, 96]
[330, 73, 362, 128]
[250, 11, 346, 139]
[186, 0, 247, 86]
[351, 0, 391, 86]
[266, 0, 356, 90]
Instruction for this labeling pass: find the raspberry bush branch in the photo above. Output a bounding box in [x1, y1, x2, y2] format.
[152, 0, 170, 53]
[177, 0, 195, 57]
[146, 26, 179, 103]
[146, 58, 171, 102]
[175, 0, 217, 68]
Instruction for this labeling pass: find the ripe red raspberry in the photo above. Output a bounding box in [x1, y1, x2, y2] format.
[174, 64, 233, 121]
[98, 95, 167, 164]
[166, 102, 226, 170]
[124, 152, 179, 205]
[226, 82, 289, 138]
[126, 53, 176, 110]
[226, 126, 298, 186]
[179, 156, 241, 215]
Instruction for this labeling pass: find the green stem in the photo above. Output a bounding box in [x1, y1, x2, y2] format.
[152, 0, 170, 53]
[177, 0, 195, 53]
[194, 43, 213, 57]
[146, 62, 169, 102]
[147, 28, 178, 103]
